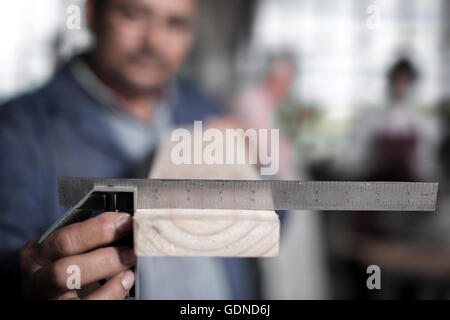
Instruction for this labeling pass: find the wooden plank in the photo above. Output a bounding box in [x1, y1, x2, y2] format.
[133, 126, 280, 257]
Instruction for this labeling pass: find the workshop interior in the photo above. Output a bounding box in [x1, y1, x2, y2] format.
[0, 0, 450, 301]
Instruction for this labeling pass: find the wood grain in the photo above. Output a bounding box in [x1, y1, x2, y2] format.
[133, 126, 280, 257]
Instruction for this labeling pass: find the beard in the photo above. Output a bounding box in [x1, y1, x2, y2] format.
[93, 46, 173, 97]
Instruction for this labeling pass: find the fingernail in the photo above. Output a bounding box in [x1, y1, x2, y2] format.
[120, 248, 137, 266]
[115, 214, 132, 234]
[121, 270, 135, 290]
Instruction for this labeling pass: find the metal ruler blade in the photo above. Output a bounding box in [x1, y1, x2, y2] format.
[58, 178, 438, 212]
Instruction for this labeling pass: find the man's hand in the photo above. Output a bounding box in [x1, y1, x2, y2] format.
[19, 212, 136, 300]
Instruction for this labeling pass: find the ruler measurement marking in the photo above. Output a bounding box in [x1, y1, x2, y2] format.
[58, 179, 438, 212]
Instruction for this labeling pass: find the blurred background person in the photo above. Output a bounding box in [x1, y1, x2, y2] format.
[232, 53, 298, 179]
[323, 57, 445, 299]
[231, 53, 330, 299]
[331, 57, 441, 182]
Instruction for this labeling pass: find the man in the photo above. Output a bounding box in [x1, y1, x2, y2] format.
[0, 0, 260, 300]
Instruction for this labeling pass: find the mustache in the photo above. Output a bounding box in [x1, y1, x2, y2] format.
[128, 47, 169, 69]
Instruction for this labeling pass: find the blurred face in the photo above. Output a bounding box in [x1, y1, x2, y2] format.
[393, 70, 412, 102]
[88, 0, 196, 94]
[267, 60, 296, 101]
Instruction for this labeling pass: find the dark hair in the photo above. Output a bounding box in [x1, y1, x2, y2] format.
[92, 0, 106, 7]
[90, 0, 108, 14]
[387, 57, 419, 84]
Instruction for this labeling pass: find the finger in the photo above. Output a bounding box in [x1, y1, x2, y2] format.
[38, 246, 136, 292]
[78, 282, 102, 298]
[84, 270, 135, 300]
[38, 212, 133, 261]
[20, 235, 45, 276]
[27, 277, 102, 300]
